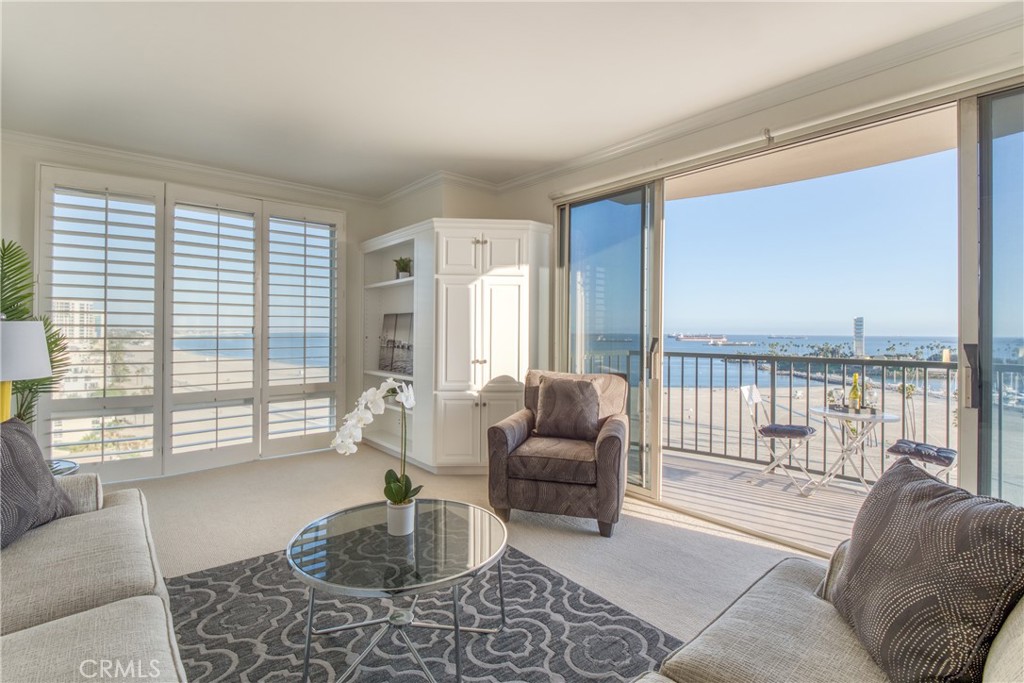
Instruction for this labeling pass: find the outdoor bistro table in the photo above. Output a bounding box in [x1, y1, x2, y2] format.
[808, 406, 899, 493]
[287, 499, 508, 683]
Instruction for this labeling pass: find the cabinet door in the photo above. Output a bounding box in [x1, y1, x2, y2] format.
[437, 230, 481, 275]
[436, 278, 477, 391]
[479, 277, 527, 387]
[435, 394, 481, 465]
[481, 230, 526, 275]
[479, 393, 523, 462]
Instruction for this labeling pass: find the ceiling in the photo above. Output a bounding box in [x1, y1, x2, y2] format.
[0, 2, 1013, 199]
[666, 105, 958, 200]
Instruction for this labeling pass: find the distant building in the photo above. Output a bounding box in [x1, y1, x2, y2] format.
[853, 317, 865, 356]
[52, 299, 103, 340]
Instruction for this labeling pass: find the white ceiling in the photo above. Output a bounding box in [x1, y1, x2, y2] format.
[0, 2, 1013, 199]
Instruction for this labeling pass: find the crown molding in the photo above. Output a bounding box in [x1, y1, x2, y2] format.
[379, 170, 499, 206]
[1, 129, 377, 206]
[496, 3, 1024, 194]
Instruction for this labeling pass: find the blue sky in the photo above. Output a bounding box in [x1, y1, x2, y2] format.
[664, 149, 959, 336]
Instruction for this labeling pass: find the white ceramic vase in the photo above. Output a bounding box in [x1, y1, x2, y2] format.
[387, 499, 415, 536]
[397, 271, 411, 279]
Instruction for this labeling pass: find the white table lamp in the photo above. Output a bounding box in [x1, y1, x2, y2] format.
[0, 320, 53, 421]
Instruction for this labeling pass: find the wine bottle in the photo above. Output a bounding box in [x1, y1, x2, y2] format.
[849, 373, 861, 411]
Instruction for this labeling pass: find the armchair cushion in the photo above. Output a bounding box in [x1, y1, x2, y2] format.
[827, 458, 1024, 683]
[509, 437, 597, 485]
[1, 418, 72, 549]
[534, 376, 601, 441]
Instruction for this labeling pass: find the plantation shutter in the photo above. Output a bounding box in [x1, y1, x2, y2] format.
[166, 188, 262, 473]
[261, 207, 341, 456]
[40, 169, 165, 480]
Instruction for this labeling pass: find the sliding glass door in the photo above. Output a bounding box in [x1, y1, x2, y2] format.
[561, 183, 663, 496]
[979, 86, 1023, 505]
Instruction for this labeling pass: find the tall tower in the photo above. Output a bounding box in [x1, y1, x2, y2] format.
[853, 317, 865, 357]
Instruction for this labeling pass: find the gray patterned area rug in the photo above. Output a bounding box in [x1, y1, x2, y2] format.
[167, 546, 682, 682]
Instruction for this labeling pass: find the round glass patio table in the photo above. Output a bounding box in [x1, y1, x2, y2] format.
[809, 406, 899, 493]
[288, 499, 508, 683]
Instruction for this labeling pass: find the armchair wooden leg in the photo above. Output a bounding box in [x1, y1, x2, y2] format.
[598, 521, 614, 538]
[493, 507, 510, 523]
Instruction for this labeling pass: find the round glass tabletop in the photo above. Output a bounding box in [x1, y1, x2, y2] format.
[287, 499, 507, 599]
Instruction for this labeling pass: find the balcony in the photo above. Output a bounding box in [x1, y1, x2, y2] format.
[588, 349, 962, 555]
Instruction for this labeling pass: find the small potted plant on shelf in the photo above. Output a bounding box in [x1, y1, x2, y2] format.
[394, 257, 412, 279]
[332, 378, 420, 535]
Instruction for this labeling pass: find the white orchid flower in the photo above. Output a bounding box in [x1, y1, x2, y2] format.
[396, 384, 415, 409]
[380, 378, 400, 392]
[331, 432, 358, 455]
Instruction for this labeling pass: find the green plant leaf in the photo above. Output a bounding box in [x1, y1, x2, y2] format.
[384, 469, 399, 485]
[408, 485, 422, 499]
[384, 481, 406, 504]
[1, 241, 71, 425]
[0, 239, 36, 321]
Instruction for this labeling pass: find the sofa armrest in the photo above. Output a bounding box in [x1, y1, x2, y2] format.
[595, 413, 629, 524]
[487, 408, 534, 510]
[55, 473, 103, 516]
[815, 537, 851, 601]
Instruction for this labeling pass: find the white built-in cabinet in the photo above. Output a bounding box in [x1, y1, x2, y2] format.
[361, 219, 550, 473]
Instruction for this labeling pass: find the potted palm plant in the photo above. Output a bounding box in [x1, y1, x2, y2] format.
[0, 240, 69, 424]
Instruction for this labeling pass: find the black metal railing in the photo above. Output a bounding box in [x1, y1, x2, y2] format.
[580, 349, 959, 485]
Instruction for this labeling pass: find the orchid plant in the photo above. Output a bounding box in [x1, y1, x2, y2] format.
[332, 378, 421, 506]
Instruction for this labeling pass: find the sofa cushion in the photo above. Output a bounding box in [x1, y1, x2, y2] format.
[886, 439, 957, 467]
[509, 436, 597, 485]
[0, 595, 187, 682]
[828, 458, 1024, 683]
[759, 423, 815, 440]
[0, 488, 166, 635]
[660, 557, 888, 683]
[534, 376, 601, 441]
[1, 417, 73, 549]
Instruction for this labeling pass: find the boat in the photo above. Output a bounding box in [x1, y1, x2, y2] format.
[708, 340, 756, 347]
[674, 333, 726, 342]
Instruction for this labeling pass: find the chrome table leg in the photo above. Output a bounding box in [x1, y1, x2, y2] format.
[301, 589, 315, 683]
[451, 583, 463, 683]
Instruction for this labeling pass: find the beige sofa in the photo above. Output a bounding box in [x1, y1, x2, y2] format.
[1, 474, 186, 683]
[634, 548, 1024, 683]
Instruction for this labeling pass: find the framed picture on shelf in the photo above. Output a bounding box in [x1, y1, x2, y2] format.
[378, 313, 413, 374]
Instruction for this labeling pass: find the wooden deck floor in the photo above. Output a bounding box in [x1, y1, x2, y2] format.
[660, 450, 868, 556]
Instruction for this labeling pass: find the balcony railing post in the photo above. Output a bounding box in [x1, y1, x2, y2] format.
[769, 359, 777, 459]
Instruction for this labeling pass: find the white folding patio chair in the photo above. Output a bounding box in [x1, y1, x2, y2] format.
[740, 385, 818, 495]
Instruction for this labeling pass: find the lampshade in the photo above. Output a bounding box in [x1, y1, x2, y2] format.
[0, 321, 52, 381]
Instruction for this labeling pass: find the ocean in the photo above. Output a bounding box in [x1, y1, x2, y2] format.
[581, 334, 963, 390]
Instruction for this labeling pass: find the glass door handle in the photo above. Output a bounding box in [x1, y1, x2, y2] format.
[648, 337, 660, 381]
[963, 343, 980, 409]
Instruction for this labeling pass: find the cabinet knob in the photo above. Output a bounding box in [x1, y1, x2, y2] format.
[474, 402, 479, 407]
[480, 359, 487, 364]
[480, 239, 488, 245]
[482, 402, 487, 407]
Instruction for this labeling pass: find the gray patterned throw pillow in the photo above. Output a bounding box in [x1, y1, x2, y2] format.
[534, 376, 601, 441]
[828, 458, 1024, 683]
[1, 418, 73, 548]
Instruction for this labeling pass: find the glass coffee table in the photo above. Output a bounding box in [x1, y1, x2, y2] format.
[288, 499, 508, 683]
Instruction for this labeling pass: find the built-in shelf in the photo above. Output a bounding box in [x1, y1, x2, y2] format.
[364, 277, 415, 290]
[364, 370, 414, 382]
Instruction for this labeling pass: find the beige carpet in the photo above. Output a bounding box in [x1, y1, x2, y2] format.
[110, 447, 814, 641]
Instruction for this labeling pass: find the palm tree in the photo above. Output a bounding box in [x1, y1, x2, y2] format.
[0, 240, 70, 424]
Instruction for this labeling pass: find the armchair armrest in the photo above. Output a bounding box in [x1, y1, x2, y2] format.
[595, 413, 629, 525]
[489, 408, 534, 457]
[55, 472, 103, 516]
[488, 408, 534, 511]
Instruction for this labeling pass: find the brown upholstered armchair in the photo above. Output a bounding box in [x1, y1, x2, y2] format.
[487, 369, 630, 537]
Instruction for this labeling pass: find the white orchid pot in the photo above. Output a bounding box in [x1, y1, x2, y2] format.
[387, 499, 415, 536]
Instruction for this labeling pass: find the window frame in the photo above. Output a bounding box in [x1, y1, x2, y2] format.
[36, 165, 346, 479]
